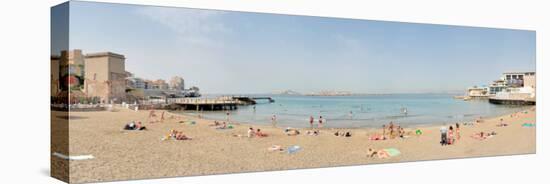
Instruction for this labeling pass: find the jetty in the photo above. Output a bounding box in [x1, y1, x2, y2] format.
[166, 96, 275, 111]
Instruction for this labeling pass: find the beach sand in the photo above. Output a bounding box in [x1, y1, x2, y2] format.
[52, 107, 536, 183]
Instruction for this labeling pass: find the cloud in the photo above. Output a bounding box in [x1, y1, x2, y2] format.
[135, 6, 230, 47]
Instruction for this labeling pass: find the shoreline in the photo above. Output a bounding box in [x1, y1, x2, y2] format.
[170, 104, 534, 129]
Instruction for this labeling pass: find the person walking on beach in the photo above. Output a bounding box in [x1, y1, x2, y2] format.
[318, 116, 324, 128]
[440, 126, 448, 146]
[271, 115, 277, 127]
[309, 116, 314, 129]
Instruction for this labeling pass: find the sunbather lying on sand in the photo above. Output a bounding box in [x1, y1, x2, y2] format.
[334, 131, 352, 137]
[369, 134, 386, 141]
[255, 129, 268, 137]
[497, 118, 508, 127]
[285, 128, 300, 136]
[471, 131, 496, 140]
[123, 121, 146, 131]
[215, 122, 229, 129]
[209, 121, 221, 127]
[162, 129, 192, 141]
[306, 130, 319, 136]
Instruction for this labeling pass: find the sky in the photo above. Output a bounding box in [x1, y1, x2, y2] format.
[58, 1, 536, 94]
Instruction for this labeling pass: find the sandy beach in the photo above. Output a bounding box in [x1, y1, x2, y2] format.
[52, 106, 535, 183]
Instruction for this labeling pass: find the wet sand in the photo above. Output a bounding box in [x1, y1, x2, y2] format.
[52, 106, 536, 183]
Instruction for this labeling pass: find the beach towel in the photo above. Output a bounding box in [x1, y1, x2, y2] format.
[375, 148, 401, 159]
[53, 152, 94, 161]
[522, 123, 535, 127]
[369, 134, 385, 141]
[383, 148, 401, 157]
[287, 145, 302, 154]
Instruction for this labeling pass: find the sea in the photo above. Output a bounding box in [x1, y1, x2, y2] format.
[178, 94, 530, 128]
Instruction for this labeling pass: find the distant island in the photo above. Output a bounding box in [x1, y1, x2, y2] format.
[273, 89, 352, 96]
[272, 89, 465, 96]
[272, 90, 302, 95]
[305, 90, 352, 96]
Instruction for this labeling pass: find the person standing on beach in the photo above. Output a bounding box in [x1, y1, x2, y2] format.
[319, 116, 324, 128]
[389, 122, 395, 139]
[226, 112, 230, 123]
[382, 124, 387, 140]
[309, 116, 314, 129]
[455, 123, 461, 140]
[440, 126, 448, 146]
[447, 126, 454, 145]
[271, 115, 277, 127]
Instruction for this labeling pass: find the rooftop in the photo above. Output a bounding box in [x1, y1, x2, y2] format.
[85, 52, 125, 59]
[502, 71, 535, 75]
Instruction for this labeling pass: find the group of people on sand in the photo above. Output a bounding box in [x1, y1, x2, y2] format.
[471, 131, 497, 140]
[123, 121, 147, 131]
[209, 121, 232, 129]
[334, 131, 352, 137]
[440, 123, 461, 146]
[163, 129, 192, 141]
[380, 122, 406, 140]
[247, 127, 269, 138]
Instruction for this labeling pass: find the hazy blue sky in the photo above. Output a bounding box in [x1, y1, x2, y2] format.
[63, 1, 535, 94]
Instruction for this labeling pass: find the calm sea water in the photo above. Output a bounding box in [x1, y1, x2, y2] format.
[180, 94, 529, 128]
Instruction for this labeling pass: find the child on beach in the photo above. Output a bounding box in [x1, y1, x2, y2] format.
[318, 116, 324, 128]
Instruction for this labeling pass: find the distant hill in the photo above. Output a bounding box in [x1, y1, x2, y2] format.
[273, 90, 302, 95]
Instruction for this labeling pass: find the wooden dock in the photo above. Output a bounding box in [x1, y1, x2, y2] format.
[166, 96, 275, 111]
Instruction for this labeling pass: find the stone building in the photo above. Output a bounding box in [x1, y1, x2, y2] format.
[83, 52, 128, 103]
